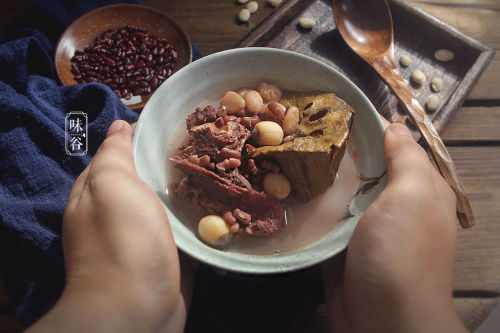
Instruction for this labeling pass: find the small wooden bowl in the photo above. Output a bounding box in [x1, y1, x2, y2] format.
[55, 4, 192, 110]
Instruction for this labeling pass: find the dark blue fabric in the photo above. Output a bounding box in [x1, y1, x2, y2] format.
[0, 0, 201, 326]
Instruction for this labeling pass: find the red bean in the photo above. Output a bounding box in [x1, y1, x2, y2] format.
[247, 159, 258, 174]
[223, 211, 237, 226]
[70, 24, 178, 99]
[233, 209, 251, 224]
[216, 158, 241, 172]
[230, 223, 240, 233]
[221, 147, 241, 159]
[198, 155, 211, 167]
[188, 155, 199, 164]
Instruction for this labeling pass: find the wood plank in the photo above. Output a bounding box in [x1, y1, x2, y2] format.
[142, 0, 277, 55]
[297, 299, 500, 332]
[454, 298, 498, 331]
[450, 146, 500, 292]
[442, 106, 500, 143]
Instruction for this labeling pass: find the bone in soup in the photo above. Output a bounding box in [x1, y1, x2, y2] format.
[168, 82, 357, 252]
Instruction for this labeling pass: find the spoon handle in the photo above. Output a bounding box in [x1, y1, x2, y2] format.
[373, 60, 475, 228]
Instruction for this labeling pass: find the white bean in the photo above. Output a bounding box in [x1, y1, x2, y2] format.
[246, 1, 258, 13]
[431, 77, 443, 92]
[238, 9, 251, 22]
[283, 106, 299, 136]
[298, 17, 315, 29]
[268, 0, 283, 7]
[198, 215, 231, 247]
[426, 94, 440, 112]
[434, 49, 454, 62]
[252, 121, 284, 146]
[220, 91, 245, 114]
[244, 90, 264, 115]
[257, 82, 283, 102]
[411, 69, 426, 84]
[264, 172, 291, 200]
[399, 54, 411, 67]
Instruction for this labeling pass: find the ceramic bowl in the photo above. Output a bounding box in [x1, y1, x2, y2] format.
[55, 4, 192, 110]
[132, 47, 386, 274]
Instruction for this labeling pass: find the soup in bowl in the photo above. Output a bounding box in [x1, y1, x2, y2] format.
[132, 47, 386, 274]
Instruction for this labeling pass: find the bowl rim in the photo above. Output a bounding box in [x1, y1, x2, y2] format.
[54, 3, 193, 110]
[133, 47, 386, 274]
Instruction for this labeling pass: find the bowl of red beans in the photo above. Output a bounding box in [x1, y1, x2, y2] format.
[55, 4, 192, 110]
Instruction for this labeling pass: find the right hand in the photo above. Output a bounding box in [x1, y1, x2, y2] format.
[323, 123, 467, 332]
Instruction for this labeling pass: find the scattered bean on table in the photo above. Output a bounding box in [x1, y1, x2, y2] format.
[411, 69, 427, 84]
[268, 0, 283, 7]
[434, 49, 455, 62]
[431, 77, 443, 92]
[399, 54, 412, 67]
[246, 1, 259, 13]
[426, 94, 440, 111]
[298, 17, 316, 29]
[238, 8, 251, 22]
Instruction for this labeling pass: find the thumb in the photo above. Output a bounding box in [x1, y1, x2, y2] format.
[384, 123, 434, 189]
[91, 120, 137, 175]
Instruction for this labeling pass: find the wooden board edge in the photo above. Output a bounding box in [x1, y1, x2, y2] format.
[237, 0, 314, 47]
[435, 49, 496, 132]
[392, 0, 495, 53]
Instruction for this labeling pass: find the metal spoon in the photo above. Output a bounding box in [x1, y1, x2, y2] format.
[333, 0, 474, 227]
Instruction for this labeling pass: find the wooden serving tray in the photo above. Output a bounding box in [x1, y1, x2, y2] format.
[237, 0, 495, 134]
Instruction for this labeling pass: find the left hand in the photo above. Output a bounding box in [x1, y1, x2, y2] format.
[27, 120, 189, 333]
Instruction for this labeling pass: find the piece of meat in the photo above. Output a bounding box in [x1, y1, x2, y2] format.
[170, 158, 285, 235]
[186, 105, 217, 130]
[178, 116, 251, 162]
[171, 105, 285, 237]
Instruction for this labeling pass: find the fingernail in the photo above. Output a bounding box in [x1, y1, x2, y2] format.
[107, 120, 124, 136]
[389, 123, 413, 138]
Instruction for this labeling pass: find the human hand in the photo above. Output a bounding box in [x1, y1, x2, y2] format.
[323, 122, 467, 333]
[27, 120, 190, 333]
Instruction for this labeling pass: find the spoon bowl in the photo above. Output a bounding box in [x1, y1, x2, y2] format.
[334, 0, 393, 58]
[333, 0, 475, 228]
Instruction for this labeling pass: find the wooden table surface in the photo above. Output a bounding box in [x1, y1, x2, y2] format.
[0, 0, 499, 331]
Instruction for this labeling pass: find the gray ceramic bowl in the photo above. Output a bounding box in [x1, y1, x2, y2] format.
[132, 47, 386, 274]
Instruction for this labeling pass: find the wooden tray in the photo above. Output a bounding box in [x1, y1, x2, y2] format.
[237, 0, 495, 135]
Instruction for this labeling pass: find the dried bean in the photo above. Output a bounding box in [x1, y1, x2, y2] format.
[223, 211, 237, 226]
[266, 102, 286, 123]
[247, 159, 258, 174]
[230, 223, 240, 233]
[70, 24, 178, 100]
[283, 106, 300, 136]
[198, 155, 211, 167]
[221, 147, 242, 159]
[233, 208, 252, 224]
[188, 155, 200, 164]
[216, 158, 241, 172]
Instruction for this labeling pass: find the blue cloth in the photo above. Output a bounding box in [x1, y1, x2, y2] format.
[0, 0, 201, 326]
